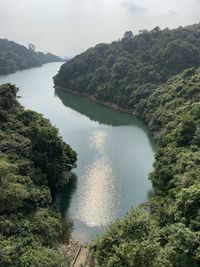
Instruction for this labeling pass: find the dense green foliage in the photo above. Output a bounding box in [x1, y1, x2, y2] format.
[54, 24, 200, 267]
[0, 39, 64, 74]
[54, 23, 200, 107]
[0, 84, 77, 266]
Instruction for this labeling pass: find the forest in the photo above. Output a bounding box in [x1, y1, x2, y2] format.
[0, 39, 64, 74]
[0, 83, 77, 266]
[54, 24, 200, 267]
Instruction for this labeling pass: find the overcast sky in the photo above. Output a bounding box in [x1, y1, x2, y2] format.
[0, 0, 200, 56]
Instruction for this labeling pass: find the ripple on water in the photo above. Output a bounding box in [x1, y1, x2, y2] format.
[70, 130, 120, 227]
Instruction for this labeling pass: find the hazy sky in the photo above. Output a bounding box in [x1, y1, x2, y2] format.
[0, 0, 200, 56]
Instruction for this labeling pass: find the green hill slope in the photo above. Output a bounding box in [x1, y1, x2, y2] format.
[0, 39, 64, 74]
[54, 23, 200, 108]
[0, 83, 76, 266]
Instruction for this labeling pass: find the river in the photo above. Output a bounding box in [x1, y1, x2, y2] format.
[0, 62, 155, 243]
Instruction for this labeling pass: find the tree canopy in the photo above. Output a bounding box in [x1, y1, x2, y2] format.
[0, 83, 77, 266]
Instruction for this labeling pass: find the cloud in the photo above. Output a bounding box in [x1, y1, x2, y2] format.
[168, 9, 178, 16]
[121, 1, 148, 14]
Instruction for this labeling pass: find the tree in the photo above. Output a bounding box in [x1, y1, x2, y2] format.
[123, 31, 134, 39]
[28, 43, 36, 51]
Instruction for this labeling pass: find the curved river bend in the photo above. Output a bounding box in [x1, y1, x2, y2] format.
[0, 62, 155, 243]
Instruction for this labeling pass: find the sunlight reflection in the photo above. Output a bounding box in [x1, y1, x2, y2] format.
[70, 130, 119, 227]
[89, 130, 107, 152]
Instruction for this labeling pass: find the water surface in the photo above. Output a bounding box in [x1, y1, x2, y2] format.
[0, 63, 155, 243]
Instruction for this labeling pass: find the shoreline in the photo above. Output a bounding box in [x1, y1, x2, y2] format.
[0, 61, 64, 76]
[54, 85, 138, 117]
[55, 85, 157, 149]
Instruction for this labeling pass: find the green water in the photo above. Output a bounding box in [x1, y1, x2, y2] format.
[0, 62, 155, 243]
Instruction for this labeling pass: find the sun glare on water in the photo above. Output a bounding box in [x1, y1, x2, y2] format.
[70, 130, 119, 227]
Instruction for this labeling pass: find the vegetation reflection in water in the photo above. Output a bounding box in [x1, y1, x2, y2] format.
[55, 89, 142, 126]
[55, 88, 155, 243]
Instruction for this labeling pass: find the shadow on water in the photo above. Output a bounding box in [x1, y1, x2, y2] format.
[55, 88, 156, 150]
[56, 172, 78, 216]
[55, 89, 143, 127]
[55, 173, 78, 241]
[147, 189, 154, 200]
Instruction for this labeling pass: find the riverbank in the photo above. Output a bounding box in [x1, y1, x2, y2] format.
[55, 86, 138, 117]
[59, 239, 89, 266]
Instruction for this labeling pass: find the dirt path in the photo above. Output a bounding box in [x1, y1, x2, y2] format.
[72, 245, 88, 267]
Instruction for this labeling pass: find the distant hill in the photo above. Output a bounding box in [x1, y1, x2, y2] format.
[0, 39, 65, 74]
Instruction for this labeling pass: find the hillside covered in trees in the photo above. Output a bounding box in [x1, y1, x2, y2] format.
[54, 24, 200, 267]
[0, 39, 64, 74]
[0, 84, 77, 266]
[54, 23, 200, 107]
